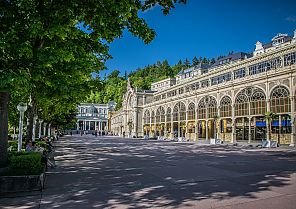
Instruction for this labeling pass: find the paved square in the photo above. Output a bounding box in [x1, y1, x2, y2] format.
[1, 135, 296, 209]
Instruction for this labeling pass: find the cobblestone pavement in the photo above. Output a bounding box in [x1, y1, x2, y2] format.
[1, 135, 296, 209]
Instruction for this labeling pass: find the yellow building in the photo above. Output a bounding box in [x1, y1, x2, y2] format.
[111, 30, 296, 145]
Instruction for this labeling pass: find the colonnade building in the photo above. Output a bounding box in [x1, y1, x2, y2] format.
[110, 30, 296, 145]
[76, 103, 108, 133]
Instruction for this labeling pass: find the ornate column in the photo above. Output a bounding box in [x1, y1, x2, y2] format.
[266, 80, 271, 142]
[170, 114, 174, 139]
[134, 108, 138, 137]
[253, 117, 256, 141]
[196, 121, 199, 142]
[149, 111, 152, 137]
[205, 102, 209, 141]
[279, 115, 282, 141]
[185, 106, 188, 139]
[164, 110, 167, 137]
[231, 89, 236, 143]
[195, 97, 198, 142]
[290, 75, 295, 146]
[154, 114, 156, 137]
[248, 116, 252, 143]
[205, 120, 209, 141]
[231, 111, 236, 143]
[290, 96, 295, 146]
[217, 118, 221, 140]
[217, 106, 221, 139]
[266, 98, 271, 141]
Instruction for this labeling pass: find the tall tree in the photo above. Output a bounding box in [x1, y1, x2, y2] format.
[202, 57, 208, 64]
[124, 71, 128, 80]
[108, 70, 121, 79]
[192, 56, 199, 66]
[0, 0, 186, 165]
[0, 92, 9, 167]
[184, 58, 190, 67]
[210, 58, 216, 64]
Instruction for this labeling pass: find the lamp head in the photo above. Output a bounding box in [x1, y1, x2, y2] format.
[17, 102, 27, 113]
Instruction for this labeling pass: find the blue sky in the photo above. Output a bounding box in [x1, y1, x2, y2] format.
[103, 0, 296, 76]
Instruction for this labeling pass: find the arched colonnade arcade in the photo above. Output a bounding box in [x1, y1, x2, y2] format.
[143, 85, 295, 145]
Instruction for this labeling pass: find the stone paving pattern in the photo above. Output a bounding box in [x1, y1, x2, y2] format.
[1, 135, 296, 209]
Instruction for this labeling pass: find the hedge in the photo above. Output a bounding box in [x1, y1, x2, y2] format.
[0, 152, 44, 176]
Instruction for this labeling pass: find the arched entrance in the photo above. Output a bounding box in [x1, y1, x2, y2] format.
[187, 102, 196, 141]
[270, 85, 291, 144]
[197, 96, 217, 140]
[173, 102, 186, 138]
[234, 87, 266, 142]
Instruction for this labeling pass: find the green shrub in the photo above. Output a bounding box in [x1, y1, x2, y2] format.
[35, 141, 49, 152]
[8, 140, 24, 152]
[1, 152, 44, 176]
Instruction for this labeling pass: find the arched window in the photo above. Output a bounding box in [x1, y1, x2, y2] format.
[187, 103, 196, 120]
[166, 107, 172, 122]
[208, 97, 218, 118]
[173, 102, 186, 121]
[156, 108, 161, 123]
[173, 105, 178, 121]
[235, 92, 249, 116]
[151, 111, 155, 123]
[235, 87, 266, 116]
[160, 107, 165, 123]
[250, 89, 266, 115]
[198, 98, 206, 119]
[179, 102, 186, 121]
[144, 110, 150, 124]
[220, 96, 232, 117]
[198, 96, 217, 119]
[271, 86, 291, 113]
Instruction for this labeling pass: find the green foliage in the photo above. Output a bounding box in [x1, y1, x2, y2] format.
[87, 54, 215, 110]
[265, 111, 276, 122]
[0, 152, 43, 176]
[8, 140, 20, 152]
[1, 0, 186, 138]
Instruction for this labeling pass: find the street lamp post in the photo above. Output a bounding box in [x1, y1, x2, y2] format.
[48, 123, 51, 137]
[38, 119, 43, 139]
[32, 116, 38, 141]
[17, 103, 27, 152]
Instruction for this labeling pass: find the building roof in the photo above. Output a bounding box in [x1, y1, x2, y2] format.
[177, 63, 211, 76]
[79, 103, 108, 107]
[263, 35, 293, 49]
[212, 52, 252, 67]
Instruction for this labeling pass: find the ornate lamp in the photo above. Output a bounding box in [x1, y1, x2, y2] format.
[17, 102, 27, 152]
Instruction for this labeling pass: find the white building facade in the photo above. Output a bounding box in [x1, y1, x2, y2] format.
[76, 103, 108, 133]
[111, 30, 296, 145]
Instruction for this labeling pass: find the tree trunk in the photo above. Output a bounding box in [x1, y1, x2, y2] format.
[0, 91, 9, 167]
